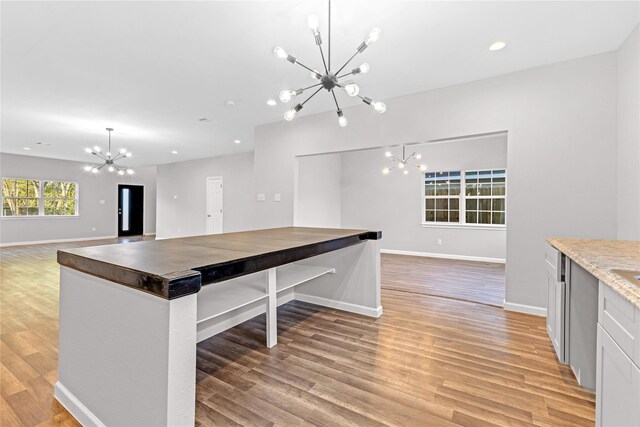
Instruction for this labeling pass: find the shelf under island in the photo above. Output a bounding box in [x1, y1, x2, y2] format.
[54, 227, 382, 426]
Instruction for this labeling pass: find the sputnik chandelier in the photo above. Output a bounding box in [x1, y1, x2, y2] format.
[382, 145, 427, 175]
[274, 0, 386, 126]
[83, 128, 134, 175]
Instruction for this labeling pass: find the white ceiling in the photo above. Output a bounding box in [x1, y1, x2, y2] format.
[2, 1, 638, 167]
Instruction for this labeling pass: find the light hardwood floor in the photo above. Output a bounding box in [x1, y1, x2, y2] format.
[1, 238, 594, 426]
[381, 253, 506, 307]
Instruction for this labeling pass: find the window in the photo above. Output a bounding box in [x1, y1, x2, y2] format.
[2, 178, 78, 217]
[424, 169, 506, 226]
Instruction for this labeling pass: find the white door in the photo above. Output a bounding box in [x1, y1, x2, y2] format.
[206, 177, 223, 234]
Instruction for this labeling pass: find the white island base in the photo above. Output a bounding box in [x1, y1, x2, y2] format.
[55, 240, 380, 426]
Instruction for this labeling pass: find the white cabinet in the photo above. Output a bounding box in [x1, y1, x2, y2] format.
[546, 243, 567, 363]
[596, 325, 640, 427]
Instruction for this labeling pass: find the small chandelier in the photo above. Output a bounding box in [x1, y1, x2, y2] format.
[382, 146, 427, 175]
[84, 128, 134, 175]
[274, 0, 386, 127]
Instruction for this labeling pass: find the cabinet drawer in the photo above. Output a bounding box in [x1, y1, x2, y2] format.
[545, 243, 562, 282]
[598, 281, 640, 365]
[596, 325, 640, 427]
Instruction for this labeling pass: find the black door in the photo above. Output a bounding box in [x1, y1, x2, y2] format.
[118, 184, 144, 236]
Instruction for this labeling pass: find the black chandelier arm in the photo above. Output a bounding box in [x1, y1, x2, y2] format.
[335, 50, 360, 75]
[93, 152, 107, 161]
[302, 82, 323, 91]
[336, 70, 356, 80]
[301, 86, 323, 106]
[330, 89, 340, 110]
[294, 59, 319, 75]
[318, 43, 329, 74]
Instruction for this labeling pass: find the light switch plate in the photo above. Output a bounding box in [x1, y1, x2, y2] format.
[99, 200, 105, 205]
[257, 193, 266, 201]
[274, 193, 281, 202]
[173, 195, 178, 200]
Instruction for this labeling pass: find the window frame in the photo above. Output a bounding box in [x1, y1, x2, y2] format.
[422, 168, 507, 230]
[1, 177, 79, 218]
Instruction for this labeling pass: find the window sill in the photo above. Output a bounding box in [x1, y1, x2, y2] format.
[1, 215, 79, 220]
[421, 223, 506, 231]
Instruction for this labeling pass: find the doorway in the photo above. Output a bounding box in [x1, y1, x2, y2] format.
[206, 177, 223, 234]
[117, 184, 144, 236]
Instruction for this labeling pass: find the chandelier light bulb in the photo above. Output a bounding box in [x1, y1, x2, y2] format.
[382, 167, 390, 175]
[119, 148, 127, 154]
[91, 167, 99, 174]
[307, 14, 319, 32]
[398, 162, 405, 169]
[93, 146, 101, 152]
[337, 110, 347, 127]
[284, 109, 297, 121]
[108, 166, 115, 172]
[419, 164, 427, 171]
[106, 152, 112, 158]
[85, 147, 92, 153]
[126, 152, 132, 157]
[358, 63, 370, 74]
[384, 151, 392, 158]
[366, 27, 382, 45]
[118, 170, 125, 176]
[279, 89, 296, 103]
[273, 46, 288, 60]
[415, 154, 422, 160]
[344, 83, 360, 97]
[84, 165, 92, 171]
[127, 169, 134, 175]
[403, 170, 409, 175]
[372, 101, 386, 113]
[310, 71, 322, 80]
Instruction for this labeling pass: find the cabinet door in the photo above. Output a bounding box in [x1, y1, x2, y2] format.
[596, 325, 640, 427]
[547, 270, 566, 363]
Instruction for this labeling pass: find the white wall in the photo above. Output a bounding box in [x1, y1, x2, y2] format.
[294, 153, 342, 228]
[155, 152, 254, 239]
[0, 153, 156, 245]
[339, 134, 507, 261]
[616, 25, 640, 240]
[253, 52, 619, 311]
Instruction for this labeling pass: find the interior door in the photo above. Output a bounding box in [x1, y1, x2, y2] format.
[206, 177, 223, 234]
[118, 184, 144, 236]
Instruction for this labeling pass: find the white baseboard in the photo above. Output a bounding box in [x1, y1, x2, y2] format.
[54, 382, 104, 427]
[503, 301, 547, 317]
[381, 248, 505, 264]
[0, 235, 116, 248]
[294, 293, 383, 318]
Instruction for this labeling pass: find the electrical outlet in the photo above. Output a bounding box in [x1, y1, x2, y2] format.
[92, 227, 96, 232]
[173, 195, 178, 200]
[437, 238, 443, 245]
[99, 200, 105, 205]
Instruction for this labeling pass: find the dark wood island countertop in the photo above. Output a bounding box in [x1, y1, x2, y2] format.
[57, 227, 382, 300]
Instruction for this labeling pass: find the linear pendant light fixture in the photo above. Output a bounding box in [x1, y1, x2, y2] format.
[382, 146, 426, 175]
[83, 128, 134, 175]
[274, 0, 386, 126]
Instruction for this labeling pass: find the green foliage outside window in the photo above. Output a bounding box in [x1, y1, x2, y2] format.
[2, 178, 77, 216]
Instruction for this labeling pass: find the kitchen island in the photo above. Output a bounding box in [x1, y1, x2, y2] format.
[546, 238, 640, 427]
[54, 227, 382, 426]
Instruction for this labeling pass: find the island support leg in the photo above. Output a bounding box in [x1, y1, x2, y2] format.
[55, 267, 197, 426]
[266, 267, 277, 347]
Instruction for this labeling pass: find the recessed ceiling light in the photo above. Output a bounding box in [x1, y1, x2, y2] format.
[23, 147, 31, 150]
[224, 100, 236, 108]
[489, 40, 507, 51]
[266, 99, 277, 106]
[171, 150, 178, 154]
[234, 139, 241, 144]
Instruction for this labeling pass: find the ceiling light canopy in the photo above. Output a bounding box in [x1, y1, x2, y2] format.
[274, 0, 386, 127]
[489, 40, 507, 51]
[383, 146, 426, 175]
[84, 128, 133, 175]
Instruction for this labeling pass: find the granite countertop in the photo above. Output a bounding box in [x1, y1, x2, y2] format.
[58, 227, 381, 300]
[547, 238, 640, 309]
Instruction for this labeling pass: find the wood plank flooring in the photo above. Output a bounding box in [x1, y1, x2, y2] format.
[382, 253, 506, 307]
[0, 238, 594, 426]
